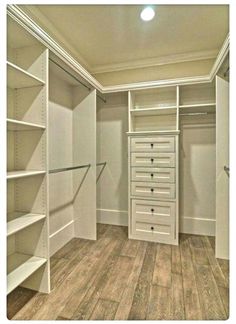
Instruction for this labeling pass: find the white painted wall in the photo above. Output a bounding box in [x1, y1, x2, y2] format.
[96, 92, 128, 225]
[179, 123, 216, 235]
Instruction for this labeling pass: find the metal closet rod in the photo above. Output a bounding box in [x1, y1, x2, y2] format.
[49, 58, 106, 103]
[96, 162, 107, 166]
[49, 164, 91, 174]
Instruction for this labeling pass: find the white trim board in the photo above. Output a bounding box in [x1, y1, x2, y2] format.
[7, 5, 229, 94]
[97, 209, 128, 226]
[49, 221, 74, 257]
[180, 216, 215, 236]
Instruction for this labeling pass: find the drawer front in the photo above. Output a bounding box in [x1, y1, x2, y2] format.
[131, 167, 175, 183]
[131, 152, 175, 168]
[132, 199, 175, 224]
[131, 182, 175, 199]
[131, 136, 175, 153]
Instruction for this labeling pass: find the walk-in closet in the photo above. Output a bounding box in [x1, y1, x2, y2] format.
[6, 4, 230, 321]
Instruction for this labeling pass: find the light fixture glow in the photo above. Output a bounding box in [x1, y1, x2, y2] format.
[140, 7, 155, 21]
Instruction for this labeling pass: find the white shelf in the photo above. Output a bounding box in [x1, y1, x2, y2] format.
[7, 170, 46, 180]
[7, 118, 45, 131]
[7, 212, 46, 237]
[7, 253, 47, 294]
[179, 103, 216, 114]
[127, 130, 180, 136]
[7, 61, 45, 89]
[130, 106, 177, 116]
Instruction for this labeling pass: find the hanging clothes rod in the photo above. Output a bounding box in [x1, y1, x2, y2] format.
[96, 162, 107, 166]
[49, 58, 106, 103]
[49, 164, 91, 174]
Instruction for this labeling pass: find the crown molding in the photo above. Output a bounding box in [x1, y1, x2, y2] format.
[7, 5, 229, 94]
[92, 49, 218, 74]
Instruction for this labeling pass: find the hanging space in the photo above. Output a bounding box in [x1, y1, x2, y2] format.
[48, 55, 97, 256]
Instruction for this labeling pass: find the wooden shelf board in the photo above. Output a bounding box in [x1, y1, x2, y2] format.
[7, 61, 45, 89]
[7, 118, 45, 131]
[7, 212, 46, 237]
[7, 253, 47, 294]
[130, 106, 177, 116]
[179, 103, 216, 114]
[127, 130, 180, 136]
[7, 170, 46, 180]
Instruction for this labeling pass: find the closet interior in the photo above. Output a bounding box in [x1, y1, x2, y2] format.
[6, 9, 229, 299]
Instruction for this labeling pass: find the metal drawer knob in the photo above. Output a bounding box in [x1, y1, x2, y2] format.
[151, 143, 154, 148]
[151, 173, 154, 177]
[150, 188, 154, 192]
[151, 158, 154, 163]
[151, 208, 154, 213]
[151, 226, 154, 230]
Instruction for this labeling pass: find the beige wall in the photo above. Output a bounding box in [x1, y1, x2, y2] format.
[93, 59, 215, 86]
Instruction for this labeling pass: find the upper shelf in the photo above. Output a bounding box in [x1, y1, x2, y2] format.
[130, 106, 177, 116]
[7, 118, 46, 131]
[7, 61, 45, 89]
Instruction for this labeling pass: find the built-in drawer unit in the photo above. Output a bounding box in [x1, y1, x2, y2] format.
[131, 136, 175, 153]
[131, 152, 175, 168]
[131, 199, 175, 241]
[131, 167, 175, 183]
[131, 182, 175, 199]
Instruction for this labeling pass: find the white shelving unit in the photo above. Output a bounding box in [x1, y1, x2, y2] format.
[7, 15, 50, 295]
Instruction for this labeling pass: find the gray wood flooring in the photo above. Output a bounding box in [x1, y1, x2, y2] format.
[7, 224, 229, 320]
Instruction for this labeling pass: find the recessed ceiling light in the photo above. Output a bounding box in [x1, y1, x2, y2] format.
[140, 7, 155, 21]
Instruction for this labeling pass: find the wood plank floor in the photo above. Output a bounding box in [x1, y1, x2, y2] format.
[7, 224, 229, 320]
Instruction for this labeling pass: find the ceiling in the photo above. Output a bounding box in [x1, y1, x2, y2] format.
[19, 5, 229, 74]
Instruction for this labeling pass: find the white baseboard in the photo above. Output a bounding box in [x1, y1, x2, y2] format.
[50, 221, 75, 257]
[97, 208, 128, 226]
[180, 216, 215, 236]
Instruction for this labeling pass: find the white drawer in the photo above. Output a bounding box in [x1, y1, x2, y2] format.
[132, 199, 175, 224]
[131, 136, 175, 153]
[131, 182, 175, 199]
[131, 167, 175, 183]
[131, 199, 175, 242]
[131, 152, 175, 168]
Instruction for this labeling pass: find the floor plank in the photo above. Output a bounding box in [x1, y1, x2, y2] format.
[7, 287, 37, 319]
[194, 264, 227, 320]
[120, 239, 141, 258]
[171, 273, 185, 320]
[180, 234, 202, 320]
[153, 243, 172, 287]
[146, 285, 171, 320]
[171, 244, 182, 274]
[89, 298, 118, 320]
[128, 242, 156, 320]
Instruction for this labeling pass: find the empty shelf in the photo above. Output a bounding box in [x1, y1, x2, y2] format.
[131, 106, 177, 116]
[7, 170, 46, 180]
[7, 253, 47, 294]
[127, 130, 180, 136]
[7, 61, 45, 89]
[7, 118, 45, 131]
[179, 103, 216, 114]
[7, 212, 46, 236]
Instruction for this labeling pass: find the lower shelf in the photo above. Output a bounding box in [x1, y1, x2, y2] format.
[7, 253, 47, 294]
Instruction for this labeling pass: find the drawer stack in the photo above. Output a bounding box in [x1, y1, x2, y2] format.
[129, 135, 178, 244]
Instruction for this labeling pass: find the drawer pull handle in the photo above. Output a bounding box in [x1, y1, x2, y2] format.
[151, 208, 154, 213]
[151, 173, 154, 177]
[151, 226, 154, 230]
[151, 158, 154, 163]
[150, 188, 154, 193]
[151, 143, 154, 148]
